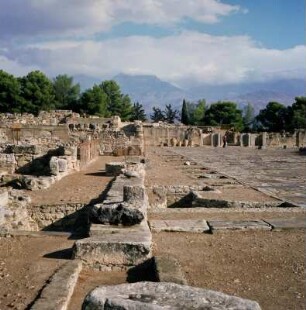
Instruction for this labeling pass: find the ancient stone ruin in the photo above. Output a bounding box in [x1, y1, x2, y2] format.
[1, 110, 305, 309]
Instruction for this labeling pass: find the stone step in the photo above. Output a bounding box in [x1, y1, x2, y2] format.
[72, 221, 152, 270]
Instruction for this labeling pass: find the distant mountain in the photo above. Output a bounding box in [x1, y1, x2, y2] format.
[74, 74, 101, 91]
[113, 73, 188, 114]
[74, 73, 305, 116]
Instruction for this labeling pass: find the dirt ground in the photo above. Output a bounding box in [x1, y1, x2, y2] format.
[0, 234, 74, 310]
[0, 147, 305, 309]
[152, 230, 305, 310]
[27, 156, 123, 206]
[147, 147, 306, 310]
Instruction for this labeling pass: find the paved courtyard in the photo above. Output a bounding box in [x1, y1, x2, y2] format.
[170, 146, 306, 207]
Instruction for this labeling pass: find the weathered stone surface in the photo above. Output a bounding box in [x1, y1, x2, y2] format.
[73, 221, 152, 269]
[89, 204, 144, 226]
[0, 188, 8, 206]
[265, 218, 306, 231]
[149, 219, 210, 233]
[21, 175, 56, 190]
[49, 156, 60, 175]
[31, 260, 82, 310]
[123, 185, 145, 204]
[105, 162, 125, 176]
[209, 220, 272, 232]
[154, 256, 187, 285]
[58, 158, 68, 172]
[82, 282, 261, 310]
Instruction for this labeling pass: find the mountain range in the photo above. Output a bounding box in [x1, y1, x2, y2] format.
[74, 73, 305, 115]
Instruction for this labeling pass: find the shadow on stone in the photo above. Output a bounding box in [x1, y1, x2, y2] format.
[127, 258, 158, 283]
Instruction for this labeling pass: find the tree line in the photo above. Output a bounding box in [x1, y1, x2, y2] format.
[0, 69, 146, 121]
[178, 97, 306, 132]
[0, 69, 305, 132]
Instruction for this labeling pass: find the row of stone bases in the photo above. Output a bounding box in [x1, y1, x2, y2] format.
[30, 159, 261, 310]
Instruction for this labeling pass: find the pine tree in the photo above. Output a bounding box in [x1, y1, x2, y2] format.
[181, 99, 190, 125]
[131, 102, 147, 121]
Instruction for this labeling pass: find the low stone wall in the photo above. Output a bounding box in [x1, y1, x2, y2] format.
[28, 203, 87, 231]
[73, 161, 152, 270]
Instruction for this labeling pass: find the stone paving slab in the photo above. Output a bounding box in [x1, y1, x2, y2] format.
[149, 219, 210, 233]
[31, 260, 82, 310]
[209, 220, 272, 232]
[171, 147, 306, 208]
[264, 218, 306, 231]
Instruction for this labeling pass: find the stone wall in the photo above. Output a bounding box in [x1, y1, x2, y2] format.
[143, 124, 203, 147]
[27, 203, 87, 231]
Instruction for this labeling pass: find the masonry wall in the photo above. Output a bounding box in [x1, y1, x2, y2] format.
[27, 203, 87, 230]
[0, 125, 69, 145]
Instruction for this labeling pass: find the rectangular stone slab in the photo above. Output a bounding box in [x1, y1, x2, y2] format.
[209, 220, 272, 232]
[149, 219, 210, 233]
[265, 218, 306, 231]
[73, 221, 152, 269]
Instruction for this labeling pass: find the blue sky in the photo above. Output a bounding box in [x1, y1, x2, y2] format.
[0, 0, 305, 87]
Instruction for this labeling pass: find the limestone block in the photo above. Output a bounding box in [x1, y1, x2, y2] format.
[49, 156, 59, 175]
[73, 221, 152, 269]
[31, 261, 82, 310]
[0, 188, 8, 206]
[82, 282, 261, 310]
[149, 219, 210, 233]
[58, 158, 68, 172]
[265, 218, 306, 231]
[123, 185, 145, 204]
[209, 220, 272, 232]
[153, 256, 187, 285]
[89, 204, 144, 226]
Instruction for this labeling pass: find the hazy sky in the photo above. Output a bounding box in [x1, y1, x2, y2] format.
[0, 0, 305, 88]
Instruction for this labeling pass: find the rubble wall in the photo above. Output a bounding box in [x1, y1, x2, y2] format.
[27, 203, 86, 230]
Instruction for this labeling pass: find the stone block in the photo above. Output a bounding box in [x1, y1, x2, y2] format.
[265, 218, 306, 231]
[0, 188, 8, 206]
[73, 221, 152, 269]
[150, 219, 210, 233]
[49, 156, 59, 175]
[209, 220, 272, 232]
[58, 158, 68, 172]
[123, 185, 145, 204]
[82, 282, 261, 310]
[105, 162, 125, 176]
[31, 260, 82, 310]
[154, 255, 187, 285]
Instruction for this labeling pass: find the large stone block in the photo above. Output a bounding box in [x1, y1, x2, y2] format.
[82, 282, 261, 310]
[73, 221, 152, 269]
